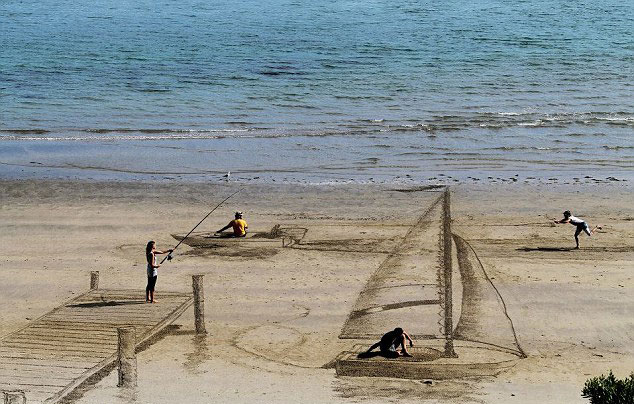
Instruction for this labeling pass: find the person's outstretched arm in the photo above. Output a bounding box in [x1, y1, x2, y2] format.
[554, 218, 569, 224]
[151, 249, 173, 268]
[217, 223, 232, 233]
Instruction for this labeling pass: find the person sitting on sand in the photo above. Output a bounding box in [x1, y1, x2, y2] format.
[365, 327, 414, 358]
[145, 241, 172, 303]
[216, 211, 248, 237]
[554, 210, 601, 249]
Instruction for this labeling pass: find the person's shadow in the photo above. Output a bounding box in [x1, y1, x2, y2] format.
[357, 351, 398, 359]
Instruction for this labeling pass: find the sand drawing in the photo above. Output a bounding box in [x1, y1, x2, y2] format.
[0, 286, 194, 403]
[168, 188, 526, 380]
[335, 188, 525, 379]
[6, 183, 627, 403]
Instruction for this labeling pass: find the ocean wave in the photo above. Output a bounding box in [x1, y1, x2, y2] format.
[1, 110, 632, 142]
[384, 111, 634, 131]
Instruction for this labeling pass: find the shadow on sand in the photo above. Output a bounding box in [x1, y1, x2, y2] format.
[516, 247, 575, 252]
[356, 351, 394, 359]
[68, 300, 147, 308]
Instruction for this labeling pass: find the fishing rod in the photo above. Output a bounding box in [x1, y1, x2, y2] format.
[161, 188, 243, 264]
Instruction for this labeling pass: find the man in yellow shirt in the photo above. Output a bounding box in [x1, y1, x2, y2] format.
[216, 212, 248, 237]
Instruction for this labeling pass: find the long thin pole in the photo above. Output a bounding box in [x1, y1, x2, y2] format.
[443, 188, 457, 358]
[161, 188, 243, 264]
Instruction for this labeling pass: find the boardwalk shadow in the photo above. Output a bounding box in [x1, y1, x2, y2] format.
[68, 300, 147, 308]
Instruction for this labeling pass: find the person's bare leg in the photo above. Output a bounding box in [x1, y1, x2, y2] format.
[150, 290, 155, 303]
[574, 227, 582, 249]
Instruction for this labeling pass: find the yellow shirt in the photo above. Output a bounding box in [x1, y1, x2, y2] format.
[231, 219, 247, 236]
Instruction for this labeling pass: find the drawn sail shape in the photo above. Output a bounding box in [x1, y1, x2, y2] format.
[340, 194, 446, 340]
[453, 234, 525, 357]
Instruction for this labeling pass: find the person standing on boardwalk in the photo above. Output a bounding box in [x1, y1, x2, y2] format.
[365, 327, 414, 358]
[145, 241, 172, 303]
[216, 211, 248, 237]
[554, 210, 601, 249]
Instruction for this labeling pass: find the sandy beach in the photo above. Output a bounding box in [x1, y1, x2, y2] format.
[1, 179, 632, 403]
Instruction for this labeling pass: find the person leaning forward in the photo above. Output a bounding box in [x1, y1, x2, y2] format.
[365, 327, 414, 358]
[216, 211, 248, 237]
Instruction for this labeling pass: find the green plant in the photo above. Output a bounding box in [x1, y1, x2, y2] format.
[582, 370, 634, 404]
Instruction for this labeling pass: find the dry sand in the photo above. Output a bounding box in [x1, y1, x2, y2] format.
[0, 179, 632, 403]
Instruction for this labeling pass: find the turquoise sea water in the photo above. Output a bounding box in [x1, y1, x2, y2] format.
[1, 0, 633, 183]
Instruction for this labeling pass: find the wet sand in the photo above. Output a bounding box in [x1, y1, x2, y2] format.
[0, 180, 632, 403]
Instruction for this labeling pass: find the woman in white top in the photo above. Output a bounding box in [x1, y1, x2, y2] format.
[554, 211, 601, 249]
[145, 241, 172, 303]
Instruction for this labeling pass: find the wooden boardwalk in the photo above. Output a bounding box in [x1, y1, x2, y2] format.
[0, 289, 193, 404]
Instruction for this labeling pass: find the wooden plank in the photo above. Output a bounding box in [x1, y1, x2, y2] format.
[73, 290, 187, 299]
[0, 383, 60, 393]
[0, 348, 111, 359]
[36, 318, 159, 326]
[0, 287, 194, 404]
[6, 337, 117, 347]
[58, 304, 187, 314]
[9, 332, 119, 343]
[30, 322, 149, 333]
[1, 343, 113, 354]
[0, 346, 108, 356]
[44, 293, 194, 404]
[2, 339, 117, 350]
[55, 306, 181, 314]
[46, 310, 180, 319]
[41, 316, 177, 325]
[0, 368, 80, 380]
[6, 335, 119, 347]
[0, 356, 95, 369]
[2, 339, 115, 350]
[0, 376, 71, 388]
[0, 358, 91, 368]
[0, 363, 87, 374]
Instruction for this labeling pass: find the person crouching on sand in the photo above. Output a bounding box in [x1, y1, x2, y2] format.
[365, 327, 414, 358]
[554, 210, 601, 249]
[216, 211, 248, 237]
[145, 241, 172, 303]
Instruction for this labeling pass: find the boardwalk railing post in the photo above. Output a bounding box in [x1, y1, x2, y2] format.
[117, 327, 137, 387]
[192, 275, 207, 334]
[90, 271, 99, 290]
[3, 391, 26, 404]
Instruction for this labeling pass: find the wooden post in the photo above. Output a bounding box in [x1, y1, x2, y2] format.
[90, 271, 99, 290]
[117, 327, 137, 387]
[443, 189, 458, 358]
[192, 275, 207, 334]
[3, 391, 26, 404]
